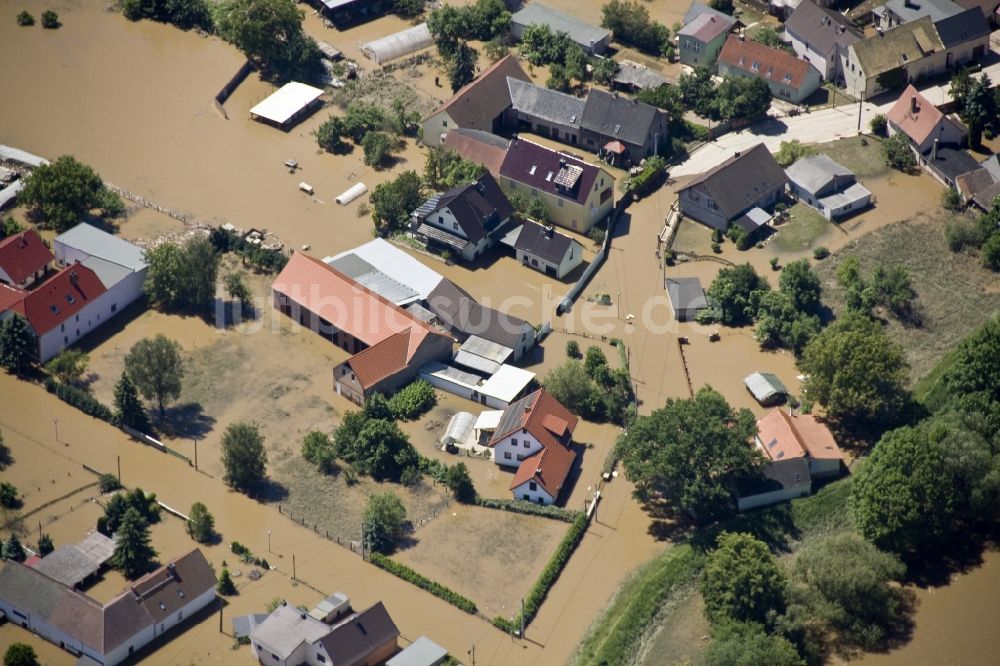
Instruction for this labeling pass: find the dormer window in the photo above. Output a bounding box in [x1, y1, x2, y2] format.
[783, 73, 792, 82]
[546, 172, 553, 181]
[529, 165, 537, 175]
[751, 61, 760, 71]
[50, 305, 60, 315]
[66, 294, 75, 304]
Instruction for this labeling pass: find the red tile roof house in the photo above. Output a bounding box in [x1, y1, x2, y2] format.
[887, 85, 967, 155]
[717, 35, 823, 105]
[487, 389, 579, 505]
[271, 252, 454, 405]
[754, 408, 845, 479]
[0, 549, 216, 666]
[0, 262, 110, 362]
[0, 229, 53, 289]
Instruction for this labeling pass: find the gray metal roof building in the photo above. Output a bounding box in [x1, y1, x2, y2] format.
[665, 277, 708, 321]
[387, 636, 449, 666]
[744, 372, 789, 405]
[511, 3, 611, 54]
[508, 78, 585, 130]
[54, 224, 147, 272]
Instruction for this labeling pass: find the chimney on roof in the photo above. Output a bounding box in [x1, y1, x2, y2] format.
[559, 158, 567, 167]
[910, 95, 918, 113]
[933, 138, 940, 160]
[544, 225, 554, 238]
[734, 151, 741, 158]
[69, 270, 78, 284]
[612, 91, 618, 98]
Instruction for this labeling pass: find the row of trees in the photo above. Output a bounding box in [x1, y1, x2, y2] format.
[601, 0, 673, 58]
[678, 68, 773, 123]
[213, 0, 323, 82]
[315, 99, 419, 167]
[123, 0, 213, 31]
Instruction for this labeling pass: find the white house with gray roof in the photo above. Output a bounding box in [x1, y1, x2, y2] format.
[785, 0, 863, 83]
[508, 220, 583, 279]
[53, 223, 148, 316]
[785, 154, 872, 220]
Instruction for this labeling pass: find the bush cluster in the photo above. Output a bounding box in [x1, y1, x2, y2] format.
[387, 381, 437, 420]
[369, 552, 477, 613]
[44, 378, 114, 423]
[493, 514, 588, 632]
[473, 497, 581, 522]
[627, 156, 668, 198]
[230, 541, 270, 570]
[209, 227, 288, 273]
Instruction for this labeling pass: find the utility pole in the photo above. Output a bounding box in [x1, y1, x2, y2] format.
[117, 455, 121, 483]
[267, 529, 272, 554]
[468, 645, 476, 666]
[218, 605, 223, 634]
[857, 91, 864, 133]
[292, 554, 297, 581]
[53, 419, 59, 443]
[520, 598, 525, 640]
[193, 438, 198, 471]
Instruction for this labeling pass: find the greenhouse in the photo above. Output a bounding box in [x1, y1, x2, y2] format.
[361, 23, 433, 64]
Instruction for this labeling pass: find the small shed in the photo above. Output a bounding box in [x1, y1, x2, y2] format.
[744, 372, 788, 405]
[361, 23, 433, 64]
[250, 82, 324, 129]
[33, 545, 102, 588]
[612, 61, 671, 92]
[736, 458, 812, 511]
[665, 277, 708, 322]
[387, 636, 449, 666]
[317, 41, 342, 61]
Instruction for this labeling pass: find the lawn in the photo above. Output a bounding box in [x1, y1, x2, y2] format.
[814, 210, 1000, 383]
[814, 134, 888, 179]
[392, 502, 571, 617]
[773, 202, 836, 253]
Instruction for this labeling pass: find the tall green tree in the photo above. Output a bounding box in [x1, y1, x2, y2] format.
[716, 77, 772, 122]
[37, 533, 54, 556]
[143, 235, 219, 313]
[444, 462, 476, 502]
[448, 41, 479, 92]
[704, 622, 804, 666]
[701, 532, 787, 625]
[2, 534, 26, 561]
[187, 501, 216, 543]
[224, 271, 252, 310]
[371, 170, 423, 236]
[621, 387, 759, 522]
[361, 131, 395, 168]
[850, 426, 959, 555]
[3, 643, 40, 666]
[707, 263, 769, 326]
[221, 421, 268, 493]
[111, 507, 158, 579]
[18, 156, 123, 230]
[959, 75, 995, 147]
[423, 147, 486, 190]
[800, 313, 909, 432]
[363, 491, 407, 554]
[301, 430, 336, 473]
[0, 313, 38, 376]
[217, 567, 237, 595]
[124, 335, 184, 416]
[213, 0, 322, 81]
[779, 259, 822, 312]
[114, 371, 151, 431]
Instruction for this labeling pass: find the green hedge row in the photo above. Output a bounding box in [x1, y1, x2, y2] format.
[474, 497, 581, 523]
[44, 378, 114, 422]
[369, 552, 477, 614]
[493, 513, 589, 633]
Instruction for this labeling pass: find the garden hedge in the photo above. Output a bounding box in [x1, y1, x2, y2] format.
[474, 497, 581, 523]
[369, 552, 477, 614]
[44, 378, 114, 422]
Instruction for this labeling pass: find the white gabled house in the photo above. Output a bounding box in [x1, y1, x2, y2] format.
[488, 388, 579, 505]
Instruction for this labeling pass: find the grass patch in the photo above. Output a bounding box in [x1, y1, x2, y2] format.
[773, 202, 834, 253]
[815, 212, 1000, 382]
[814, 135, 888, 178]
[572, 544, 704, 666]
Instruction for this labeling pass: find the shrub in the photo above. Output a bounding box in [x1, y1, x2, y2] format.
[99, 473, 122, 494]
[217, 568, 237, 595]
[941, 187, 962, 212]
[387, 380, 437, 420]
[17, 10, 34, 26]
[474, 497, 581, 522]
[566, 340, 581, 358]
[882, 132, 917, 172]
[0, 482, 20, 509]
[493, 514, 588, 632]
[369, 553, 477, 613]
[40, 9, 58, 28]
[982, 234, 1000, 271]
[869, 114, 888, 137]
[711, 242, 722, 253]
[627, 156, 668, 197]
[44, 378, 114, 423]
[812, 246, 830, 260]
[770, 257, 780, 271]
[773, 140, 816, 167]
[400, 466, 421, 487]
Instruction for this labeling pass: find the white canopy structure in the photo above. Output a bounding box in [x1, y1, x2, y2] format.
[250, 82, 324, 128]
[442, 411, 476, 446]
[335, 182, 368, 205]
[361, 23, 433, 64]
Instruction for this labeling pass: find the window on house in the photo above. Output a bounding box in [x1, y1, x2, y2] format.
[529, 165, 537, 175]
[61, 323, 64, 332]
[517, 454, 525, 461]
[707, 199, 716, 210]
[531, 188, 538, 197]
[50, 305, 60, 315]
[529, 481, 537, 491]
[509, 179, 516, 188]
[111, 303, 117, 313]
[524, 440, 530, 447]
[442, 120, 448, 127]
[504, 451, 512, 459]
[512, 438, 518, 446]
[75, 314, 79, 322]
[317, 656, 326, 664]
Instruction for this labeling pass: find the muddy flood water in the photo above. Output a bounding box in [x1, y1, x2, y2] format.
[2, 1, 999, 664]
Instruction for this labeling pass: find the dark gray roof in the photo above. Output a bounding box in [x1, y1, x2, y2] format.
[879, 0, 962, 23]
[785, 154, 855, 195]
[612, 62, 672, 90]
[784, 0, 862, 56]
[508, 77, 585, 128]
[426, 279, 531, 349]
[0, 561, 68, 621]
[511, 3, 610, 48]
[316, 602, 399, 664]
[514, 221, 577, 264]
[419, 173, 513, 243]
[449, 128, 511, 151]
[933, 7, 990, 48]
[581, 89, 664, 148]
[33, 545, 101, 587]
[922, 145, 981, 182]
[665, 277, 708, 311]
[683, 0, 737, 26]
[679, 143, 788, 220]
[499, 138, 604, 205]
[737, 458, 811, 497]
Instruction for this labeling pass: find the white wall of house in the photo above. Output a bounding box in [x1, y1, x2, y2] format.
[737, 482, 811, 511]
[788, 35, 839, 81]
[513, 479, 556, 505]
[37, 271, 144, 362]
[0, 265, 45, 289]
[423, 206, 494, 261]
[421, 111, 456, 147]
[888, 116, 966, 154]
[515, 240, 582, 280]
[844, 48, 947, 98]
[808, 457, 841, 479]
[252, 638, 309, 666]
[493, 431, 543, 468]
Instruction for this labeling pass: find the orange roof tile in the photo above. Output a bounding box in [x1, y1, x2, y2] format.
[346, 329, 413, 389]
[272, 251, 443, 359]
[488, 389, 579, 450]
[887, 85, 944, 147]
[718, 36, 814, 90]
[425, 55, 530, 126]
[756, 409, 843, 462]
[7, 263, 106, 335]
[509, 442, 576, 499]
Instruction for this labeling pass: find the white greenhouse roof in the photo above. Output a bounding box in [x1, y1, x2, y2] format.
[361, 23, 433, 64]
[443, 411, 476, 445]
[250, 82, 324, 125]
[481, 365, 535, 403]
